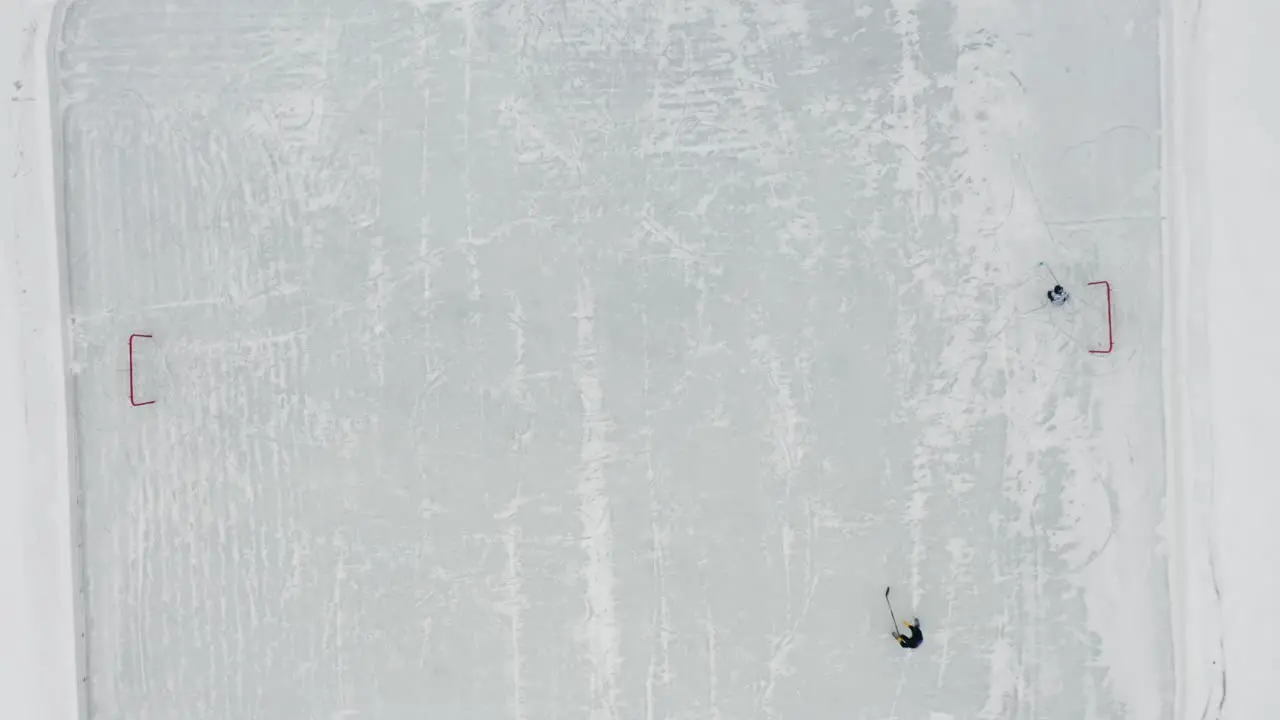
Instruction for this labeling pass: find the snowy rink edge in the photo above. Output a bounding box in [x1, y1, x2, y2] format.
[0, 0, 84, 719]
[1160, 1, 1223, 718]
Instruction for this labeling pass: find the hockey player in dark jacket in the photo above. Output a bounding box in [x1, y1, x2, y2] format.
[893, 618, 923, 649]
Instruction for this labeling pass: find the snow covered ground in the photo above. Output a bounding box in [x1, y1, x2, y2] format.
[0, 0, 1273, 719]
[1163, 1, 1280, 717]
[0, 1, 84, 719]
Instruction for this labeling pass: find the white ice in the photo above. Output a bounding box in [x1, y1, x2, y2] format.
[1, 0, 1275, 718]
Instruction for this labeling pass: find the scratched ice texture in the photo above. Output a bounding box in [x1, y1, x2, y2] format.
[57, 0, 1170, 718]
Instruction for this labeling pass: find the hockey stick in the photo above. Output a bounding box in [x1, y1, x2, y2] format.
[1037, 261, 1061, 285]
[885, 586, 900, 633]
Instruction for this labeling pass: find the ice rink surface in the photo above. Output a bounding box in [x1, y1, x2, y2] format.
[52, 0, 1170, 718]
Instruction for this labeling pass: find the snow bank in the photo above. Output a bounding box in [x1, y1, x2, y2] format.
[1162, 2, 1223, 718]
[1165, 1, 1280, 717]
[0, 1, 84, 719]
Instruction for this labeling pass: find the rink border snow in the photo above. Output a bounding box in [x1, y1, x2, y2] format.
[0, 0, 86, 719]
[1160, 2, 1224, 719]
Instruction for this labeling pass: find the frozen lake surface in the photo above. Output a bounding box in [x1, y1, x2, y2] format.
[56, 0, 1169, 718]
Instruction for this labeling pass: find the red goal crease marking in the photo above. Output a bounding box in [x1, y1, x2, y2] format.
[1088, 281, 1113, 355]
[128, 334, 156, 406]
